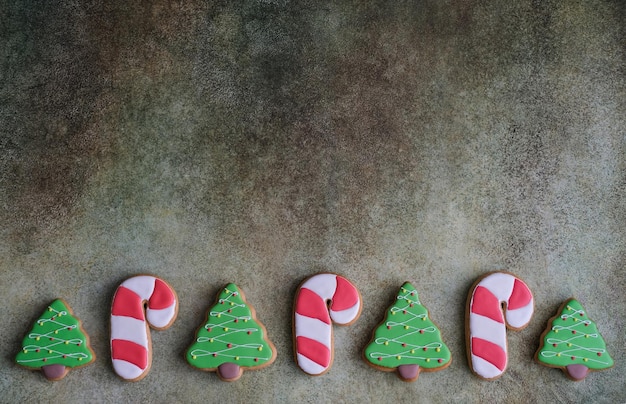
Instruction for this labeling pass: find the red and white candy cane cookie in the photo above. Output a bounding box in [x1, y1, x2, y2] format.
[110, 275, 178, 381]
[466, 272, 534, 380]
[293, 273, 362, 375]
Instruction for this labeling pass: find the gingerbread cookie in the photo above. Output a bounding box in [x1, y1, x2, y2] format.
[363, 282, 451, 381]
[535, 298, 614, 381]
[293, 273, 362, 375]
[186, 283, 276, 381]
[16, 299, 95, 381]
[466, 271, 534, 380]
[110, 275, 178, 381]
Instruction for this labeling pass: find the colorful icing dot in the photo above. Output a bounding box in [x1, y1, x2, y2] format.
[48, 308, 53, 312]
[36, 337, 40, 341]
[209, 338, 214, 343]
[230, 302, 234, 306]
[36, 349, 40, 353]
[247, 331, 252, 335]
[423, 347, 427, 351]
[404, 325, 409, 330]
[425, 358, 430, 363]
[23, 349, 27, 353]
[64, 341, 68, 345]
[217, 314, 221, 318]
[571, 356, 576, 360]
[410, 304, 414, 307]
[436, 348, 441, 352]
[584, 358, 588, 362]
[553, 343, 557, 347]
[419, 330, 424, 334]
[192, 355, 197, 360]
[254, 358, 259, 362]
[597, 352, 602, 357]
[572, 330, 576, 334]
[54, 330, 58, 334]
[396, 356, 401, 360]
[235, 356, 239, 361]
[234, 319, 238, 323]
[227, 343, 233, 348]
[567, 343, 572, 347]
[39, 322, 43, 326]
[213, 353, 217, 357]
[43, 358, 47, 362]
[207, 327, 212, 332]
[224, 327, 228, 331]
[387, 325, 391, 330]
[410, 349, 415, 354]
[402, 343, 406, 347]
[557, 353, 561, 357]
[384, 341, 389, 346]
[438, 359, 443, 363]
[258, 346, 262, 351]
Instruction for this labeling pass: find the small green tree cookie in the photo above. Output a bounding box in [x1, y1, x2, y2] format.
[16, 299, 95, 380]
[363, 282, 451, 381]
[535, 298, 614, 381]
[186, 284, 276, 381]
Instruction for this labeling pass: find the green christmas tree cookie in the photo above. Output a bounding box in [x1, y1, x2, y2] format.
[16, 299, 95, 380]
[186, 284, 276, 381]
[535, 298, 614, 381]
[363, 282, 451, 381]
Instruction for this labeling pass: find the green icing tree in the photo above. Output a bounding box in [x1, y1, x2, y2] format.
[16, 299, 95, 380]
[186, 284, 276, 381]
[536, 298, 614, 381]
[363, 282, 451, 381]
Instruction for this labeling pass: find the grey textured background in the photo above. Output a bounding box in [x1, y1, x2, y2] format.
[1, 1, 625, 402]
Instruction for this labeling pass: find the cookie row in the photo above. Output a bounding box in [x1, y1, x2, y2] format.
[15, 272, 614, 383]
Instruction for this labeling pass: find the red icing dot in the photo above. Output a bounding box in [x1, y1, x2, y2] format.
[423, 347, 427, 351]
[43, 358, 47, 362]
[50, 338, 54, 341]
[233, 293, 237, 296]
[419, 330, 424, 334]
[51, 317, 55, 320]
[220, 300, 224, 304]
[234, 319, 238, 323]
[580, 313, 583, 316]
[411, 292, 415, 296]
[247, 331, 252, 335]
[585, 323, 589, 327]
[387, 326, 391, 330]
[254, 358, 258, 362]
[553, 344, 558, 347]
[378, 357, 382, 361]
[77, 343, 81, 347]
[410, 304, 414, 307]
[597, 353, 602, 357]
[438, 359, 443, 363]
[207, 328, 212, 332]
[572, 330, 576, 334]
[402, 343, 406, 347]
[562, 316, 567, 320]
[63, 355, 67, 359]
[36, 349, 40, 353]
[213, 353, 217, 357]
[571, 356, 576, 360]
[227, 344, 232, 348]
[228, 309, 232, 313]
[67, 327, 71, 330]
[403, 310, 407, 314]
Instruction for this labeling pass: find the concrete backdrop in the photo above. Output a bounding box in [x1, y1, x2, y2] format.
[1, 1, 624, 402]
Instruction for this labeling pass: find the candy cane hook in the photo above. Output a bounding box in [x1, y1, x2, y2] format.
[110, 275, 178, 381]
[466, 272, 534, 380]
[293, 273, 362, 375]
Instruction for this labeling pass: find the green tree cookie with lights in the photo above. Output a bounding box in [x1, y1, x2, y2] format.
[363, 282, 451, 381]
[15, 299, 95, 381]
[186, 283, 276, 381]
[535, 298, 614, 381]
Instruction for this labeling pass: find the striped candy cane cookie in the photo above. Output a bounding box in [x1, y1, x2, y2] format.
[110, 275, 178, 381]
[466, 272, 534, 380]
[294, 273, 362, 375]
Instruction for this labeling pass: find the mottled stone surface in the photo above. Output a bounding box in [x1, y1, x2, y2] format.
[1, 1, 624, 402]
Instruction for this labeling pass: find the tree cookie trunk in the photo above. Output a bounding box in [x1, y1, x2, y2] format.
[566, 364, 589, 381]
[397, 364, 420, 381]
[41, 364, 68, 381]
[217, 363, 242, 381]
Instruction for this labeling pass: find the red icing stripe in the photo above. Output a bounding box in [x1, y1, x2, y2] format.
[331, 276, 359, 311]
[111, 287, 145, 321]
[471, 286, 504, 324]
[111, 339, 148, 370]
[296, 288, 331, 325]
[296, 336, 331, 367]
[148, 279, 175, 310]
[507, 279, 532, 310]
[472, 337, 506, 371]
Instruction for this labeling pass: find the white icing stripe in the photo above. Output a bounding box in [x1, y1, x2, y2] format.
[330, 301, 360, 324]
[147, 304, 177, 329]
[111, 316, 149, 348]
[478, 273, 514, 302]
[121, 276, 156, 300]
[300, 274, 337, 300]
[469, 314, 507, 349]
[296, 353, 327, 375]
[471, 355, 503, 379]
[294, 314, 332, 346]
[112, 359, 144, 380]
[505, 302, 534, 328]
